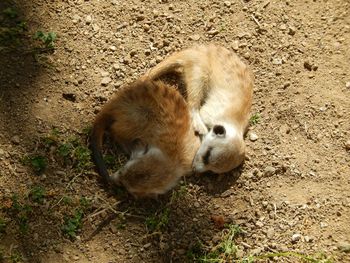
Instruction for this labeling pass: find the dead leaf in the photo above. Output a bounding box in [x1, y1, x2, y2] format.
[211, 215, 225, 229]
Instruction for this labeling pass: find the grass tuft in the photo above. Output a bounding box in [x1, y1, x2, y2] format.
[249, 113, 260, 125]
[145, 208, 170, 232]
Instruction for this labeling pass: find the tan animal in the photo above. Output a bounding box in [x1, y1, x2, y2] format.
[144, 44, 253, 174]
[90, 79, 200, 198]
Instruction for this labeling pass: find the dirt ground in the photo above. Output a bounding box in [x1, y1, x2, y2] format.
[0, 0, 349, 262]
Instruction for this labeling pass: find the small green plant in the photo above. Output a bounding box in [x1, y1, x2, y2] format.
[0, 247, 4, 261]
[10, 194, 32, 234]
[250, 113, 260, 125]
[186, 241, 206, 261]
[23, 155, 47, 174]
[79, 197, 90, 209]
[62, 196, 73, 205]
[56, 137, 93, 171]
[73, 145, 92, 170]
[9, 251, 22, 263]
[145, 208, 170, 232]
[2, 7, 18, 19]
[34, 31, 57, 49]
[62, 197, 91, 239]
[171, 184, 188, 202]
[29, 186, 45, 204]
[115, 213, 127, 230]
[81, 126, 92, 136]
[62, 209, 83, 239]
[0, 218, 7, 233]
[188, 224, 243, 262]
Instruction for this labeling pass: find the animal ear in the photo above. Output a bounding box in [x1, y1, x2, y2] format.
[213, 125, 226, 137]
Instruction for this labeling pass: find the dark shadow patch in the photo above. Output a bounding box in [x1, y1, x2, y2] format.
[188, 165, 244, 196]
[0, 0, 47, 141]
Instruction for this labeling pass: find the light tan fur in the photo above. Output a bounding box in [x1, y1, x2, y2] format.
[90, 79, 200, 198]
[144, 44, 253, 173]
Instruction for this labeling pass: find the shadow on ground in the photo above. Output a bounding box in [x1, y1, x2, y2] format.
[0, 0, 48, 141]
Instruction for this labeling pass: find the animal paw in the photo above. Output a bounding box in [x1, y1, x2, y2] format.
[191, 110, 208, 136]
[110, 170, 123, 185]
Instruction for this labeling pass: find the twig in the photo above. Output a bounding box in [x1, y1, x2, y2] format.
[51, 173, 83, 208]
[251, 14, 261, 27]
[160, 22, 168, 34]
[87, 200, 121, 219]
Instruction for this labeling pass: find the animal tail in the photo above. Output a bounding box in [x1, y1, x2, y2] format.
[145, 53, 186, 80]
[90, 111, 114, 184]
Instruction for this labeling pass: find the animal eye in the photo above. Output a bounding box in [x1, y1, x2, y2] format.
[203, 147, 212, 165]
[213, 125, 225, 136]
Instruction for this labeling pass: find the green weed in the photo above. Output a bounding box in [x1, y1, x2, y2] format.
[145, 208, 170, 232]
[0, 218, 7, 233]
[203, 224, 242, 262]
[186, 241, 206, 261]
[62, 209, 83, 239]
[62, 197, 91, 239]
[0, 248, 4, 261]
[22, 155, 47, 174]
[29, 186, 45, 204]
[9, 251, 22, 263]
[171, 184, 188, 202]
[249, 113, 260, 125]
[3, 7, 18, 19]
[62, 196, 73, 205]
[10, 194, 32, 234]
[115, 213, 127, 230]
[34, 31, 57, 49]
[0, 6, 27, 48]
[56, 137, 93, 171]
[81, 125, 92, 136]
[186, 224, 243, 262]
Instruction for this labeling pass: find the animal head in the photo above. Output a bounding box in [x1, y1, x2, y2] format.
[111, 145, 183, 198]
[192, 124, 245, 174]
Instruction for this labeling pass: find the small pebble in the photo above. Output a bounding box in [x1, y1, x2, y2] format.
[288, 26, 296, 35]
[11, 135, 20, 145]
[143, 243, 151, 249]
[345, 140, 350, 151]
[266, 228, 275, 238]
[320, 222, 328, 228]
[101, 77, 112, 86]
[62, 93, 77, 102]
[338, 242, 350, 253]
[292, 233, 302, 243]
[189, 34, 200, 41]
[249, 132, 259, 141]
[304, 61, 313, 71]
[72, 14, 80, 24]
[101, 71, 109, 77]
[272, 58, 283, 65]
[346, 81, 350, 89]
[85, 15, 92, 25]
[224, 1, 231, 7]
[264, 166, 276, 176]
[304, 236, 313, 243]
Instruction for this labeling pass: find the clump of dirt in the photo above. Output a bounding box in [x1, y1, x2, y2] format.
[0, 0, 349, 262]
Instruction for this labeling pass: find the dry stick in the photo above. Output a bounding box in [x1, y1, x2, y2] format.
[84, 196, 148, 242]
[251, 14, 261, 27]
[160, 22, 168, 34]
[87, 200, 121, 219]
[51, 172, 83, 208]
